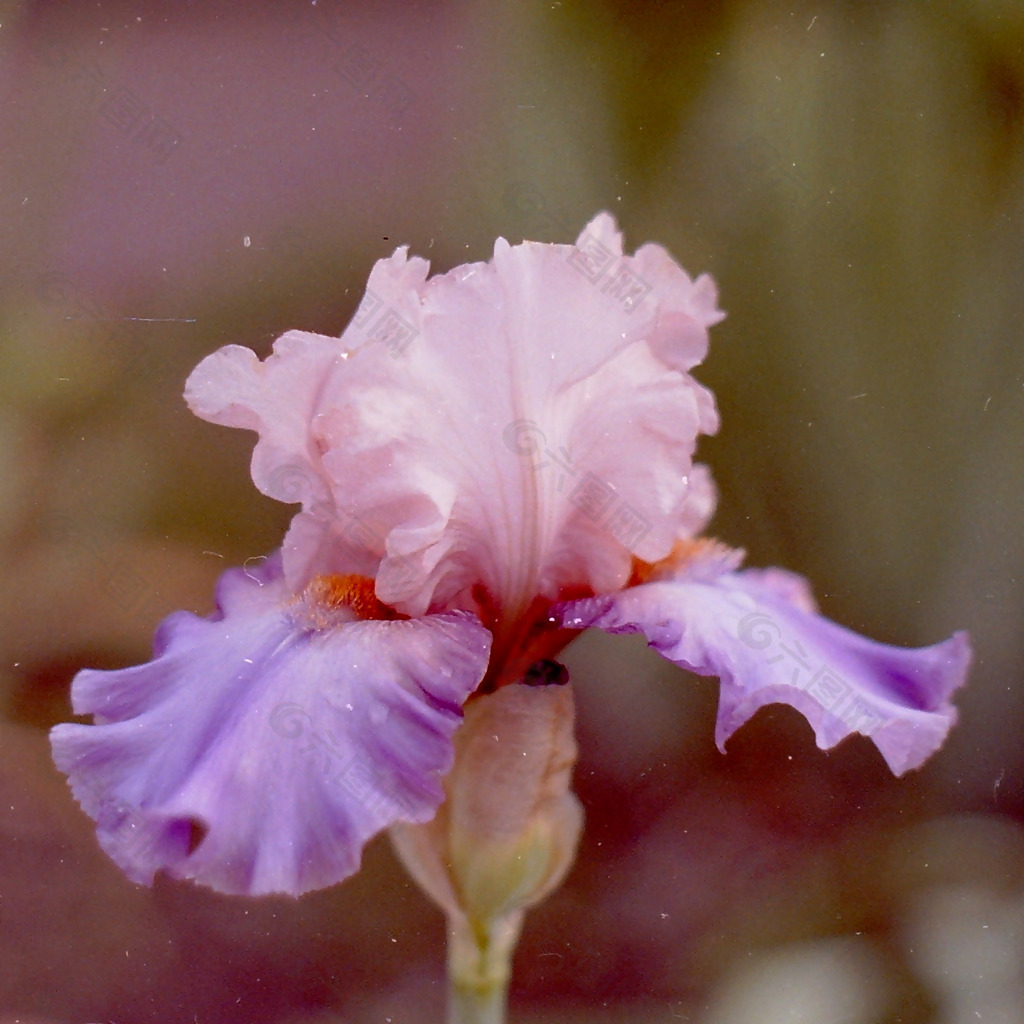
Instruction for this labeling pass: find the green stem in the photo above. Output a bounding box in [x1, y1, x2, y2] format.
[446, 910, 524, 1024]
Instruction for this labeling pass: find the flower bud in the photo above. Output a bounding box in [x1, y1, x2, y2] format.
[391, 673, 583, 1014]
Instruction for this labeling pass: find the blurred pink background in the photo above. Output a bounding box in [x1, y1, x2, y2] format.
[1, 2, 1022, 1022]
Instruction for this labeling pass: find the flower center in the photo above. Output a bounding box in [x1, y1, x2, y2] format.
[630, 536, 744, 585]
[472, 588, 588, 692]
[294, 574, 404, 631]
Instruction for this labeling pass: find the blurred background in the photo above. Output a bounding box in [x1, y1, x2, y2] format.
[1, 1, 1022, 1021]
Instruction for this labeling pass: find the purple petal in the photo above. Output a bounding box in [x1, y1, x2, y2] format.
[50, 555, 491, 896]
[558, 568, 970, 775]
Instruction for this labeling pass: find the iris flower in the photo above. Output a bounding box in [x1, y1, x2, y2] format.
[51, 213, 970, 899]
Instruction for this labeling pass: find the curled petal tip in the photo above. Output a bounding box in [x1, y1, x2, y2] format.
[556, 566, 971, 776]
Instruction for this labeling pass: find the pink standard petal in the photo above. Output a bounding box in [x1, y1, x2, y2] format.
[190, 213, 725, 620]
[558, 568, 970, 776]
[50, 555, 491, 896]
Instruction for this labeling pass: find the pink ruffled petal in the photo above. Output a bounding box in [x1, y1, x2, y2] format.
[676, 463, 718, 537]
[185, 214, 725, 623]
[629, 244, 726, 372]
[184, 331, 350, 510]
[557, 565, 970, 776]
[50, 555, 491, 896]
